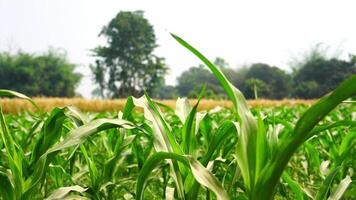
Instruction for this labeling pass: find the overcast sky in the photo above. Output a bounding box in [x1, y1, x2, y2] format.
[1, 0, 356, 98]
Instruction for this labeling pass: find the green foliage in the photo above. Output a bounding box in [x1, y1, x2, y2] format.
[293, 56, 356, 98]
[0, 35, 355, 200]
[176, 64, 222, 98]
[175, 46, 355, 100]
[176, 58, 241, 99]
[157, 85, 178, 99]
[244, 78, 271, 99]
[176, 61, 293, 100]
[244, 63, 292, 99]
[91, 11, 168, 98]
[171, 33, 355, 199]
[0, 49, 81, 97]
[293, 81, 320, 99]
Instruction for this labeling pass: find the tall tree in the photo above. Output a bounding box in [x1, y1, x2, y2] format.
[0, 49, 81, 97]
[91, 11, 168, 98]
[244, 63, 291, 99]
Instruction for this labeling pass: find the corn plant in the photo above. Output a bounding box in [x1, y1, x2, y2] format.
[171, 33, 356, 200]
[0, 34, 355, 200]
[0, 90, 136, 199]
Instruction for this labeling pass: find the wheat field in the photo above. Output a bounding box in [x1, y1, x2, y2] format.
[0, 97, 316, 113]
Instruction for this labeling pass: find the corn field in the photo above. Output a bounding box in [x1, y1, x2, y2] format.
[0, 34, 355, 200]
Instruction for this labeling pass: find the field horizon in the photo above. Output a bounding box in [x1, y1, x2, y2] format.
[0, 97, 317, 113]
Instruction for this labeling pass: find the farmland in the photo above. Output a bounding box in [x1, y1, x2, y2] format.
[0, 97, 316, 114]
[0, 35, 355, 200]
[0, 93, 355, 199]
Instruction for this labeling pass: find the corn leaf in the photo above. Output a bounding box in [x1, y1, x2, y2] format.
[171, 33, 258, 194]
[328, 175, 352, 200]
[136, 152, 229, 200]
[0, 89, 39, 110]
[23, 118, 134, 196]
[315, 167, 341, 200]
[45, 185, 87, 200]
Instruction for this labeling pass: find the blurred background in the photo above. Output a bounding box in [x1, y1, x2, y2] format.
[0, 0, 355, 100]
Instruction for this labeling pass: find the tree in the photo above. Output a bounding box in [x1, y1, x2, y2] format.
[176, 65, 217, 97]
[0, 49, 81, 97]
[91, 11, 168, 98]
[293, 81, 319, 99]
[244, 63, 291, 99]
[157, 85, 178, 99]
[176, 58, 240, 99]
[244, 78, 271, 99]
[293, 56, 356, 98]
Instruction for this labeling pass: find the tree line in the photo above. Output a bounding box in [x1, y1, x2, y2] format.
[163, 54, 356, 99]
[0, 49, 81, 97]
[0, 11, 355, 99]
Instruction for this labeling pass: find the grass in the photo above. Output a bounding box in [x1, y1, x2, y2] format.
[0, 34, 355, 199]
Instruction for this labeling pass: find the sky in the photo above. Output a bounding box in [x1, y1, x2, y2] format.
[1, 0, 356, 98]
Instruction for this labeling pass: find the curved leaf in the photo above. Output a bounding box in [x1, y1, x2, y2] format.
[136, 152, 229, 200]
[0, 89, 39, 111]
[315, 167, 341, 200]
[328, 175, 352, 200]
[23, 118, 134, 196]
[171, 33, 258, 194]
[45, 185, 87, 200]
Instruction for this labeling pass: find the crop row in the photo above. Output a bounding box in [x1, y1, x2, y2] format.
[0, 34, 355, 199]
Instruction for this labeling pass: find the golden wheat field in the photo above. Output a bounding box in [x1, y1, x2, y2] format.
[0, 97, 316, 113]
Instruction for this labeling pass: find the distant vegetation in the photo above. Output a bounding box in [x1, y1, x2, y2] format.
[164, 54, 356, 99]
[90, 11, 167, 98]
[0, 49, 81, 97]
[0, 34, 354, 199]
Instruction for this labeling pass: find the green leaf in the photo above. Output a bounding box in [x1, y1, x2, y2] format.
[282, 172, 304, 200]
[80, 145, 100, 191]
[0, 107, 24, 198]
[181, 85, 205, 155]
[175, 97, 192, 123]
[186, 155, 230, 200]
[136, 152, 229, 200]
[47, 119, 134, 154]
[308, 120, 356, 139]
[132, 94, 186, 198]
[185, 120, 236, 197]
[328, 175, 352, 200]
[259, 75, 356, 200]
[45, 185, 87, 200]
[0, 89, 39, 111]
[136, 152, 189, 200]
[65, 106, 89, 126]
[132, 94, 182, 154]
[315, 167, 341, 200]
[30, 107, 67, 165]
[171, 33, 258, 194]
[23, 118, 134, 197]
[0, 167, 15, 200]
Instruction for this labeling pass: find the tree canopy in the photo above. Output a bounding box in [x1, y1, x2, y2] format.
[174, 48, 355, 100]
[293, 56, 356, 98]
[176, 58, 239, 99]
[175, 61, 292, 99]
[244, 63, 292, 99]
[0, 49, 81, 97]
[91, 11, 168, 98]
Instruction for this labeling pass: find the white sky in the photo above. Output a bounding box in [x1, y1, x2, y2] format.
[1, 0, 356, 98]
